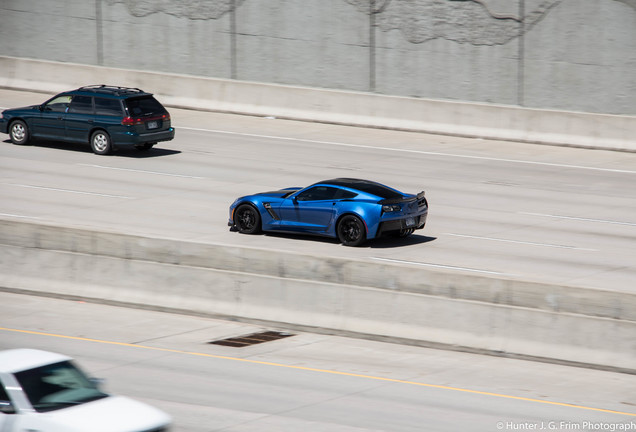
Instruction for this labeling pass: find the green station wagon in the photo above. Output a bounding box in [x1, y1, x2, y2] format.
[0, 85, 175, 155]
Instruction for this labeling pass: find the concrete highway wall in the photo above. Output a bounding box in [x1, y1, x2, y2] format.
[1, 0, 635, 116]
[1, 220, 634, 373]
[1, 56, 635, 151]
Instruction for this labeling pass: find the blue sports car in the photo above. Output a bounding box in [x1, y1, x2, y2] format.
[228, 178, 428, 246]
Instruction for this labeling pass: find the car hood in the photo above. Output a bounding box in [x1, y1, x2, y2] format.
[32, 395, 171, 432]
[3, 105, 40, 114]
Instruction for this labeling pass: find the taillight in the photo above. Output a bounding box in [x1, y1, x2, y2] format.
[121, 116, 143, 126]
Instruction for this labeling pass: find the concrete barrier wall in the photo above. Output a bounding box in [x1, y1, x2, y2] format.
[2, 1, 635, 116]
[1, 56, 635, 152]
[1, 220, 634, 372]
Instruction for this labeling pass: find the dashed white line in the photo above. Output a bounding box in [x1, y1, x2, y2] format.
[0, 213, 40, 219]
[444, 232, 597, 251]
[521, 212, 636, 227]
[179, 126, 636, 175]
[370, 257, 509, 275]
[7, 183, 134, 199]
[79, 164, 205, 179]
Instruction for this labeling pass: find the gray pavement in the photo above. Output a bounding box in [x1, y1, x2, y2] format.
[1, 88, 636, 294]
[1, 292, 635, 432]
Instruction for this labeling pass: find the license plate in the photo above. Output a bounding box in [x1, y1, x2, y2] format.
[405, 217, 415, 227]
[147, 120, 158, 129]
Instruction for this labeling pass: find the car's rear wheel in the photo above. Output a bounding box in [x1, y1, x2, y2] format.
[234, 204, 261, 234]
[9, 120, 30, 145]
[337, 215, 366, 247]
[135, 143, 154, 151]
[90, 130, 112, 155]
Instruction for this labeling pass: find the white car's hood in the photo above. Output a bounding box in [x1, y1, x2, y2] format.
[32, 395, 171, 432]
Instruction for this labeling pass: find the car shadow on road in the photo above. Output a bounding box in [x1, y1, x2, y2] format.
[259, 231, 436, 248]
[366, 234, 437, 248]
[3, 139, 180, 157]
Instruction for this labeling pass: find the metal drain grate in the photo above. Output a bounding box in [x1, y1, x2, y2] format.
[208, 331, 294, 347]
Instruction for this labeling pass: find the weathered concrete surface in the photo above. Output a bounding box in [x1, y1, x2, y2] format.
[1, 56, 635, 151]
[0, 0, 634, 115]
[1, 219, 634, 372]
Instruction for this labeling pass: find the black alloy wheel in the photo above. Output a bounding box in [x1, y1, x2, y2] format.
[337, 215, 366, 247]
[234, 204, 261, 234]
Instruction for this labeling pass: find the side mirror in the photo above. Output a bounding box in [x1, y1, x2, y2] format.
[89, 377, 105, 389]
[0, 400, 15, 414]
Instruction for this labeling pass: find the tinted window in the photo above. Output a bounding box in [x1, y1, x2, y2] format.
[0, 379, 10, 402]
[15, 360, 107, 413]
[44, 95, 72, 113]
[296, 186, 340, 201]
[68, 96, 93, 114]
[337, 190, 358, 199]
[325, 180, 402, 199]
[125, 96, 166, 116]
[95, 97, 123, 116]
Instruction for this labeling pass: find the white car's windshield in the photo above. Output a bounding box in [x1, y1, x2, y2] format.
[15, 360, 108, 412]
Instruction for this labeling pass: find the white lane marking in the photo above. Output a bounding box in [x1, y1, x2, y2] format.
[6, 183, 134, 199]
[79, 164, 205, 179]
[179, 127, 636, 175]
[370, 257, 509, 275]
[445, 232, 597, 251]
[0, 213, 40, 219]
[521, 212, 636, 227]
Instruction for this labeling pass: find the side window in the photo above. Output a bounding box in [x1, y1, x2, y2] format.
[336, 190, 358, 199]
[95, 98, 123, 116]
[0, 379, 15, 414]
[43, 95, 72, 113]
[68, 96, 93, 114]
[296, 186, 340, 202]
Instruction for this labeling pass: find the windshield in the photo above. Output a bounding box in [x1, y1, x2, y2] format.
[15, 360, 108, 412]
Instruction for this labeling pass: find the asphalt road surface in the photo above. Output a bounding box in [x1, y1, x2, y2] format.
[1, 88, 636, 294]
[1, 292, 635, 432]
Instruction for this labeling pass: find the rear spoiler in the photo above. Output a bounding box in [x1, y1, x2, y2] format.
[380, 190, 426, 205]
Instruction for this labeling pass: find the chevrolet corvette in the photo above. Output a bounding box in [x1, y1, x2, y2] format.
[228, 178, 428, 246]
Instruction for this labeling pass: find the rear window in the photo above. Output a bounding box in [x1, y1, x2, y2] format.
[124, 96, 167, 117]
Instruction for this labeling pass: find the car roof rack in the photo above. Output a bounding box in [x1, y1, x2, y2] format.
[77, 85, 147, 96]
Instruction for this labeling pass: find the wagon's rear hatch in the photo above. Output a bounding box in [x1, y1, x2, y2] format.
[122, 95, 171, 132]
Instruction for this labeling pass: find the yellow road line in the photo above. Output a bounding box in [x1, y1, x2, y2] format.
[2, 326, 635, 417]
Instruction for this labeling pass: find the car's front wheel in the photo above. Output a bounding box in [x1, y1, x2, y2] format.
[337, 215, 366, 247]
[9, 120, 30, 145]
[234, 204, 262, 234]
[90, 130, 112, 155]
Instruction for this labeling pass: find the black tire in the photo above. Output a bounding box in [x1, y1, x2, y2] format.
[90, 130, 112, 155]
[337, 215, 366, 247]
[135, 143, 154, 151]
[234, 204, 262, 234]
[9, 120, 29, 145]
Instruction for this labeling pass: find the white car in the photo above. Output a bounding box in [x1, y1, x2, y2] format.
[0, 349, 171, 432]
